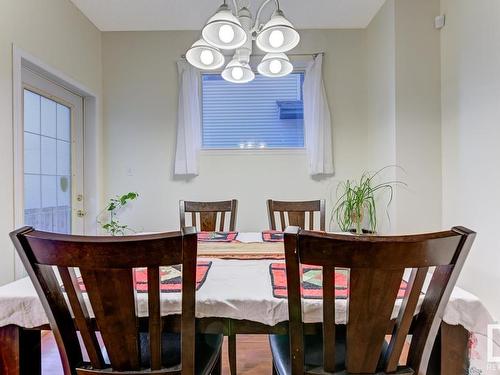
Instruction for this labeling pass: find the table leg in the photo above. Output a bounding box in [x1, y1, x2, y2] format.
[439, 322, 470, 375]
[228, 334, 237, 375]
[0, 325, 41, 375]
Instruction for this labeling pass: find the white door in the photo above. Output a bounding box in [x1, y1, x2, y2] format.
[21, 67, 85, 234]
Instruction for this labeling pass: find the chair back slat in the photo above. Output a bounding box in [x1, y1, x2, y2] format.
[58, 267, 105, 369]
[34, 263, 83, 374]
[322, 266, 336, 373]
[179, 200, 238, 232]
[384, 267, 428, 372]
[283, 226, 475, 374]
[10, 226, 198, 375]
[219, 212, 226, 232]
[347, 268, 405, 373]
[283, 232, 305, 374]
[180, 232, 197, 375]
[287, 211, 306, 229]
[79, 268, 140, 371]
[147, 267, 162, 371]
[279, 211, 287, 231]
[267, 199, 326, 231]
[200, 211, 217, 231]
[407, 227, 475, 373]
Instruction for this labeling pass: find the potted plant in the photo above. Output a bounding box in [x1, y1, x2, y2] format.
[331, 167, 405, 235]
[97, 192, 139, 236]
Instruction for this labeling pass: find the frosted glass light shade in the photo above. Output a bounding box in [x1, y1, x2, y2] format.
[186, 39, 225, 70]
[202, 4, 247, 50]
[256, 10, 300, 53]
[222, 59, 255, 83]
[257, 53, 293, 77]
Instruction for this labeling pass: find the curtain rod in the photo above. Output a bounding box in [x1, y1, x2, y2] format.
[180, 51, 324, 59]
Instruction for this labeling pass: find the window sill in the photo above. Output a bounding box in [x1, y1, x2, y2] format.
[200, 148, 306, 156]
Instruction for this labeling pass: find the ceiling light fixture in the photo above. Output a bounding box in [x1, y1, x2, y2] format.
[257, 52, 293, 77]
[185, 39, 226, 70]
[186, 0, 300, 84]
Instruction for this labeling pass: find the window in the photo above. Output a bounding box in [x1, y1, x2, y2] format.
[202, 72, 304, 149]
[23, 89, 73, 233]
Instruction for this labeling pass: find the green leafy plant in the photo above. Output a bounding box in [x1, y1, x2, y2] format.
[332, 167, 406, 235]
[98, 192, 139, 236]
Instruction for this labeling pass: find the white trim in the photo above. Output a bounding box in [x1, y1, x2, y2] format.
[200, 148, 306, 156]
[12, 45, 101, 278]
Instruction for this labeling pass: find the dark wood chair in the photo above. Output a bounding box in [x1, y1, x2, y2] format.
[267, 200, 326, 231]
[270, 226, 476, 375]
[179, 200, 238, 375]
[10, 227, 223, 375]
[180, 200, 238, 232]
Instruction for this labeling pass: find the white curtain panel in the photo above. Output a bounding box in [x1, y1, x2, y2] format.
[174, 60, 202, 176]
[303, 54, 334, 176]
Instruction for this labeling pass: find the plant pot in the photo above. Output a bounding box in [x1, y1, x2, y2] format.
[350, 210, 364, 235]
[348, 228, 376, 235]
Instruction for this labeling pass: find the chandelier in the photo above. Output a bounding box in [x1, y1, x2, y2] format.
[186, 0, 300, 83]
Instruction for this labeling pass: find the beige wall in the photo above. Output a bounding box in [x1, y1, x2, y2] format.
[441, 0, 500, 319]
[102, 30, 372, 233]
[394, 0, 442, 234]
[0, 0, 102, 285]
[102, 2, 442, 235]
[364, 0, 397, 233]
[363, 0, 442, 234]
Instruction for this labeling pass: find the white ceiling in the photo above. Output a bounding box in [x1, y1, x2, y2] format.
[70, 0, 386, 31]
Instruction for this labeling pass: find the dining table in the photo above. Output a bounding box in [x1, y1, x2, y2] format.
[0, 231, 497, 375]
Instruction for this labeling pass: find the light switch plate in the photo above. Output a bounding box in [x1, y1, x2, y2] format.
[435, 15, 446, 29]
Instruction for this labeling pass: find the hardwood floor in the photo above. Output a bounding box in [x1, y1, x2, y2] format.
[42, 332, 272, 374]
[42, 332, 408, 374]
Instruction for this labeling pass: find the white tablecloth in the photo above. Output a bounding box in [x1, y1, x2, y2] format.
[0, 258, 498, 373]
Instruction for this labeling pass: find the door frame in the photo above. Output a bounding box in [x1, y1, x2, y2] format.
[12, 45, 101, 279]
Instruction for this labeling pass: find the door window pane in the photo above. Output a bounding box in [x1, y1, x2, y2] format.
[41, 136, 57, 175]
[23, 89, 72, 234]
[24, 90, 40, 134]
[57, 140, 71, 175]
[41, 97, 57, 137]
[56, 176, 71, 233]
[24, 132, 40, 174]
[41, 176, 57, 207]
[24, 174, 41, 210]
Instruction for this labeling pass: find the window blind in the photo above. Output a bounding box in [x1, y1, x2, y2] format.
[202, 73, 304, 149]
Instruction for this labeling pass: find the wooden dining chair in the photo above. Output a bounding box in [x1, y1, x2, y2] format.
[180, 200, 238, 232]
[267, 199, 326, 231]
[179, 200, 238, 375]
[10, 227, 223, 375]
[270, 226, 476, 375]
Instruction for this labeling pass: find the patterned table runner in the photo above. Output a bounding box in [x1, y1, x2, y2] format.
[198, 241, 284, 259]
[262, 230, 284, 242]
[197, 231, 238, 242]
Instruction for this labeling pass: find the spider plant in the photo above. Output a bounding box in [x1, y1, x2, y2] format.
[332, 167, 406, 235]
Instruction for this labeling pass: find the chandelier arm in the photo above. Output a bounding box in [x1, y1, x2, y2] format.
[230, 0, 240, 15]
[253, 0, 280, 30]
